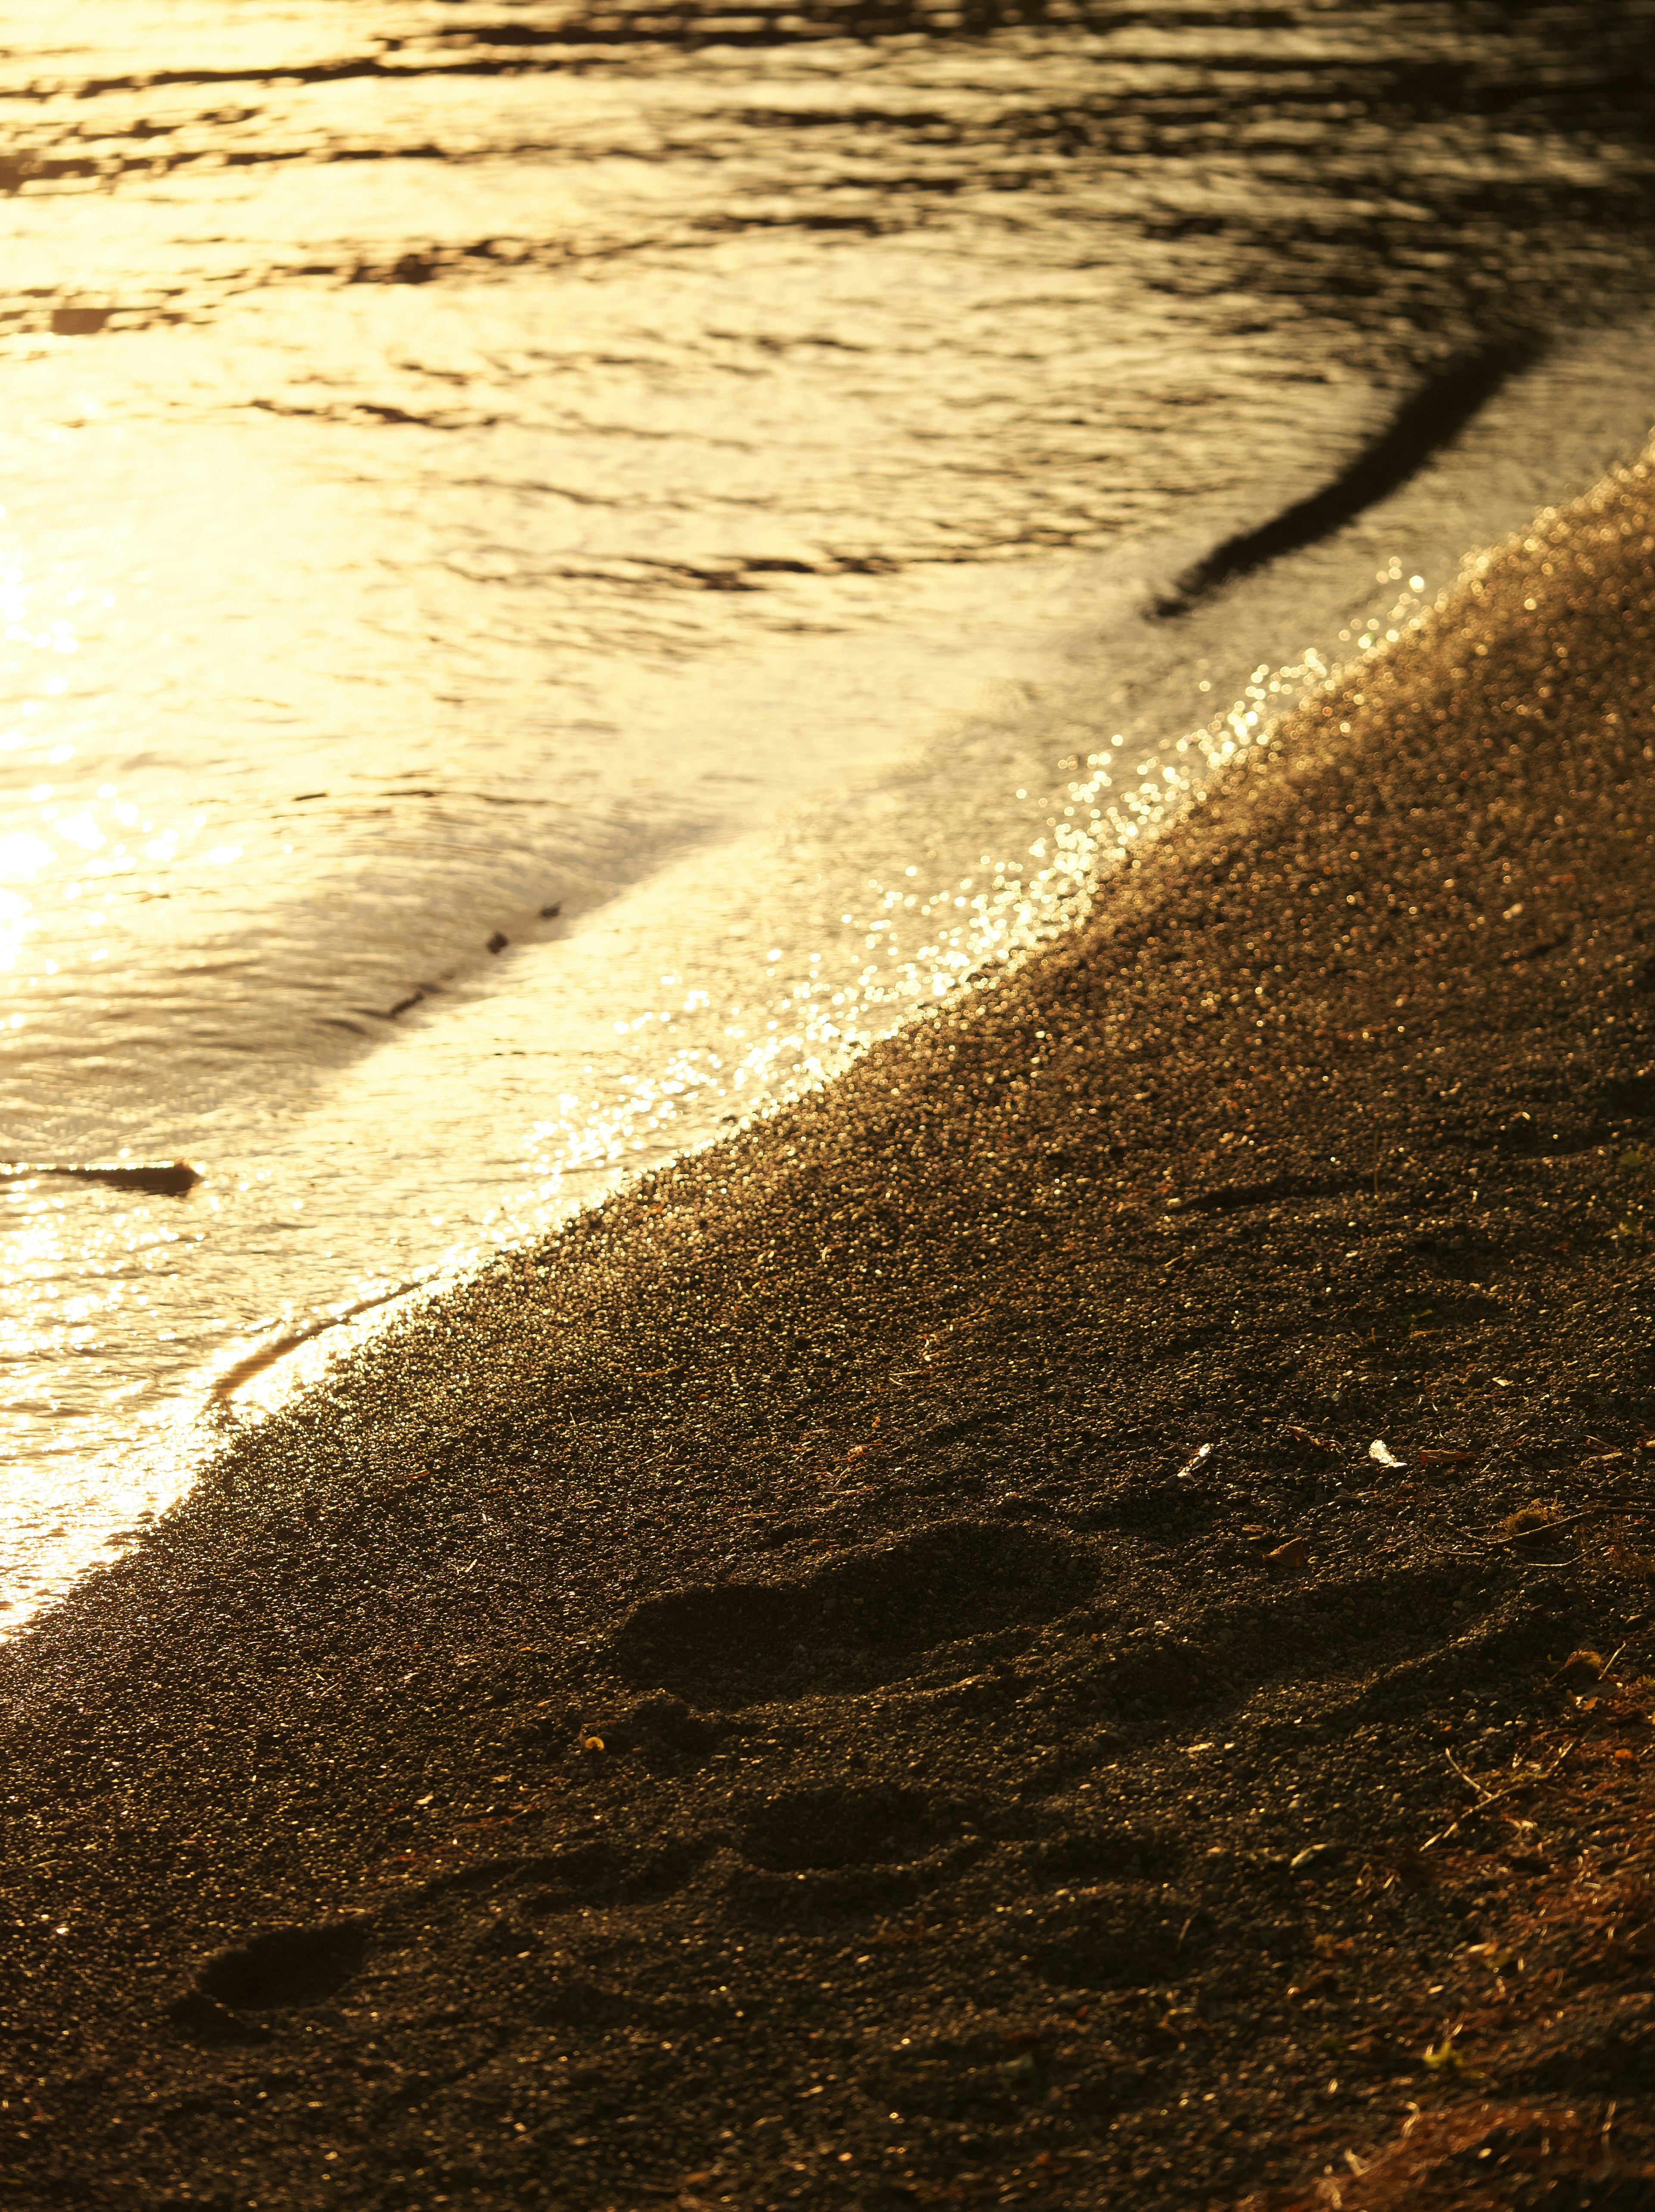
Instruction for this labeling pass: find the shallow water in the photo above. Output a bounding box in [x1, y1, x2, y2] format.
[4, 0, 1655, 1627]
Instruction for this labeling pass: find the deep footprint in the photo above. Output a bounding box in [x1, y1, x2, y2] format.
[196, 1921, 371, 2010]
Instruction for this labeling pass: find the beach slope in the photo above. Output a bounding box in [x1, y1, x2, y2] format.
[6, 460, 1655, 2206]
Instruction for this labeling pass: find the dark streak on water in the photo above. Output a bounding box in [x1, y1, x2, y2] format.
[0, 1162, 200, 1198]
[1155, 343, 1541, 616]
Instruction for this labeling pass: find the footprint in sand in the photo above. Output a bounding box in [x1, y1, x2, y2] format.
[605, 1516, 1097, 1707]
[168, 1919, 370, 2041]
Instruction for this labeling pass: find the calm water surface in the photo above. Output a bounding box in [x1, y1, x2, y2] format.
[4, 0, 1655, 1624]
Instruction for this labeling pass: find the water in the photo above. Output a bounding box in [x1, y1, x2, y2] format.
[4, 0, 1655, 1628]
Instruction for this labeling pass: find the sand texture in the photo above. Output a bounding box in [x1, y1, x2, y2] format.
[6, 460, 1655, 2207]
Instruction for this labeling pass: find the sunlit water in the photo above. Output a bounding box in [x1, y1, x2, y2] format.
[4, 0, 1655, 1629]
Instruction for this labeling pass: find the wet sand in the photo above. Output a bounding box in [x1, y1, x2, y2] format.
[6, 457, 1655, 2205]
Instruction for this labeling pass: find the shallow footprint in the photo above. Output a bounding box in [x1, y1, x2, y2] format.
[739, 1784, 943, 1871]
[728, 1783, 970, 1920]
[609, 1517, 1095, 1706]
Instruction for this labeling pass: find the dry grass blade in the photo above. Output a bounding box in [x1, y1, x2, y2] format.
[1421, 1741, 1575, 1852]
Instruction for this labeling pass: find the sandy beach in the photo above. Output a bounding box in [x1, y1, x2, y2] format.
[5, 453, 1655, 2207]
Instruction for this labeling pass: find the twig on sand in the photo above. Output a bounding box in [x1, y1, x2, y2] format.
[1481, 1504, 1636, 1546]
[1546, 1639, 1629, 1684]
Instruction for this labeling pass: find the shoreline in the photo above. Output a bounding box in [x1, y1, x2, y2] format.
[6, 455, 1655, 2206]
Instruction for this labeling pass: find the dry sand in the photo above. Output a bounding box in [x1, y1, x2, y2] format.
[6, 455, 1655, 2209]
